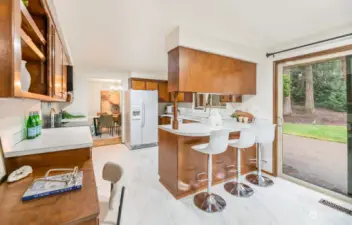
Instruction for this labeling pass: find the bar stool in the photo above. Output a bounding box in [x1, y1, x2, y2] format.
[224, 128, 256, 197]
[192, 129, 230, 213]
[102, 162, 123, 209]
[246, 123, 276, 187]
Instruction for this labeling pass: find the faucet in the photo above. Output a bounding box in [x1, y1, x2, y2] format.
[50, 108, 56, 128]
[204, 94, 211, 117]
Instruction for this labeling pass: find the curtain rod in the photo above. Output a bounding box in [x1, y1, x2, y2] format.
[266, 33, 352, 58]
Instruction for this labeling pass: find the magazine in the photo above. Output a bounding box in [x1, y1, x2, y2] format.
[22, 171, 83, 201]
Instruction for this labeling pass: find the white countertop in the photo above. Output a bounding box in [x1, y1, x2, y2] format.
[159, 114, 205, 122]
[61, 117, 88, 123]
[159, 120, 251, 137]
[4, 126, 93, 158]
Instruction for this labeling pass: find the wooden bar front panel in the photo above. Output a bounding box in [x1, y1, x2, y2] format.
[168, 47, 257, 94]
[159, 129, 179, 195]
[158, 129, 256, 199]
[5, 148, 91, 174]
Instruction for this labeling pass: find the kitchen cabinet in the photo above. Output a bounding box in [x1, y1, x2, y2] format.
[53, 29, 63, 99]
[220, 95, 242, 103]
[62, 53, 68, 99]
[131, 80, 147, 90]
[0, 0, 72, 102]
[159, 116, 171, 125]
[183, 119, 198, 124]
[158, 81, 170, 102]
[170, 92, 193, 103]
[146, 81, 158, 90]
[168, 46, 256, 94]
[129, 78, 191, 103]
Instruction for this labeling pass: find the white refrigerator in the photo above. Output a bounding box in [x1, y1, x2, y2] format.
[124, 90, 158, 150]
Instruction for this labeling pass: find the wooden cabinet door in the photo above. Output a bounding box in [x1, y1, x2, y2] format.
[170, 92, 192, 102]
[158, 82, 169, 102]
[62, 53, 68, 99]
[170, 92, 184, 102]
[220, 95, 229, 102]
[53, 29, 63, 99]
[168, 47, 256, 94]
[131, 80, 146, 90]
[47, 23, 55, 97]
[159, 117, 171, 125]
[183, 93, 193, 102]
[220, 95, 242, 103]
[146, 81, 158, 90]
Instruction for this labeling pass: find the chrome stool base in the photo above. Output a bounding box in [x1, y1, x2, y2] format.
[194, 193, 226, 213]
[246, 174, 274, 187]
[224, 182, 254, 197]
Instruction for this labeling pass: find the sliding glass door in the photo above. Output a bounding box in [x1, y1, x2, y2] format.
[277, 53, 352, 198]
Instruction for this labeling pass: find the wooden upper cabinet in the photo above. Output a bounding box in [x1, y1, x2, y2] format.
[131, 80, 146, 90]
[53, 30, 63, 99]
[0, 0, 71, 102]
[62, 53, 68, 99]
[220, 95, 242, 103]
[158, 81, 169, 102]
[146, 81, 158, 90]
[129, 78, 194, 103]
[170, 92, 193, 102]
[168, 47, 256, 94]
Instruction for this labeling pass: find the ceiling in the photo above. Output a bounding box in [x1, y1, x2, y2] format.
[53, 0, 352, 73]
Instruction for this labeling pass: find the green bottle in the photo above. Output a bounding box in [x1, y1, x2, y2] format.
[37, 112, 42, 136]
[34, 112, 40, 137]
[27, 112, 36, 139]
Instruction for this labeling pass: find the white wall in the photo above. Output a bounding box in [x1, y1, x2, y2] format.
[64, 68, 129, 116]
[64, 67, 168, 142]
[87, 80, 123, 118]
[65, 68, 167, 116]
[0, 98, 41, 152]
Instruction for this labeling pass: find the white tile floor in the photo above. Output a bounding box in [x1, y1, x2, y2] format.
[92, 144, 352, 225]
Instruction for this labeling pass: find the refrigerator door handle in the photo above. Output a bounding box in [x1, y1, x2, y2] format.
[142, 101, 145, 127]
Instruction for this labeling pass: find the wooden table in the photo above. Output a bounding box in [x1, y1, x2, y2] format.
[0, 149, 99, 225]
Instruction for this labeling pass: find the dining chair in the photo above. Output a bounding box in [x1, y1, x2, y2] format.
[98, 115, 115, 136]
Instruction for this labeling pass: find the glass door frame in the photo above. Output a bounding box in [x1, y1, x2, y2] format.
[347, 55, 352, 196]
[273, 46, 352, 203]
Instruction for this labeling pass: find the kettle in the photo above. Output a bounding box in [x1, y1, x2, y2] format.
[165, 105, 173, 114]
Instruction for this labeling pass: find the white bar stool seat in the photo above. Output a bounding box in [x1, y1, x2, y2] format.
[246, 123, 276, 187]
[192, 129, 230, 213]
[224, 128, 255, 197]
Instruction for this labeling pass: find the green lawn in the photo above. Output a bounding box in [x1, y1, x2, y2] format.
[283, 123, 347, 144]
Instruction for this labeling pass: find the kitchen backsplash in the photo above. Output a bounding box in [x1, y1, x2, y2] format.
[0, 98, 41, 151]
[41, 102, 69, 118]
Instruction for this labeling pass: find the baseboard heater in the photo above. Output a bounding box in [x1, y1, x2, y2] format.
[319, 199, 352, 216]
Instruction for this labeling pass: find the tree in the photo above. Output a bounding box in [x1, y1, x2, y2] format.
[283, 72, 292, 115]
[304, 64, 315, 114]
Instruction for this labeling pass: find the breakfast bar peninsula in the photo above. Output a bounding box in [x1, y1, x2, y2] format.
[158, 121, 257, 199]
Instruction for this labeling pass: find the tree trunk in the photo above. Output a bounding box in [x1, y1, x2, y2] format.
[283, 96, 292, 115]
[305, 64, 315, 114]
[283, 69, 292, 115]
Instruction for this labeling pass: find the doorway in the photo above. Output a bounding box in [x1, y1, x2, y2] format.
[88, 79, 123, 147]
[275, 48, 352, 200]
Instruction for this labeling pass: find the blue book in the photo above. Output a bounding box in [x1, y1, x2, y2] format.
[22, 171, 83, 201]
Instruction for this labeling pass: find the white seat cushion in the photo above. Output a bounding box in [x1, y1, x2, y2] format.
[228, 139, 239, 147]
[191, 143, 209, 154]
